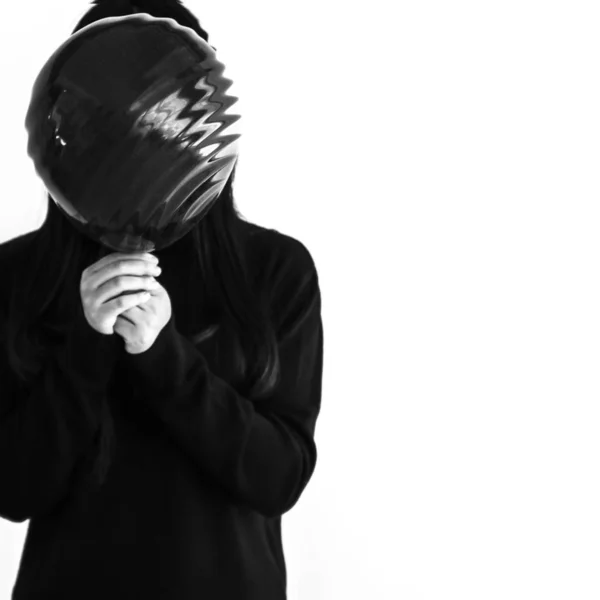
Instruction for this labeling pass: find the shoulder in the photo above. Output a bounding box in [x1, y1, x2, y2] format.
[0, 230, 37, 274]
[0, 230, 38, 257]
[242, 221, 320, 335]
[243, 221, 318, 284]
[0, 230, 37, 318]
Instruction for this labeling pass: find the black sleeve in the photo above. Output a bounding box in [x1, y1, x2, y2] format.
[0, 255, 118, 523]
[120, 239, 324, 518]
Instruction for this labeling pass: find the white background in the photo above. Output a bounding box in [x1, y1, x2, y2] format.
[1, 1, 600, 599]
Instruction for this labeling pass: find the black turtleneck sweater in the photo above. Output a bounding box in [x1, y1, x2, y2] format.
[0, 221, 323, 600]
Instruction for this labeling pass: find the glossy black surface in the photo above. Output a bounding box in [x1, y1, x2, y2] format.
[25, 13, 241, 253]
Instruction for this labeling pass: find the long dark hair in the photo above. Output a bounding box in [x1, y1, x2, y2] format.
[5, 0, 280, 492]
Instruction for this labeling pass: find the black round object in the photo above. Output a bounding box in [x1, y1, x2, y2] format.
[25, 13, 241, 253]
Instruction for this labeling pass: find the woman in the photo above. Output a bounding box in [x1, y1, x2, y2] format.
[0, 1, 324, 598]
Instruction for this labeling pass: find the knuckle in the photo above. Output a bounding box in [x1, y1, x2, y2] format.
[108, 262, 122, 277]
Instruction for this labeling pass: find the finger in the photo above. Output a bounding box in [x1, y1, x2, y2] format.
[113, 314, 135, 337]
[132, 298, 150, 312]
[89, 261, 161, 295]
[95, 274, 159, 304]
[86, 251, 158, 276]
[114, 304, 146, 331]
[104, 290, 152, 320]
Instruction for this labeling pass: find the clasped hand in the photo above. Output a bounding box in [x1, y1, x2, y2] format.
[114, 275, 172, 355]
[80, 251, 172, 355]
